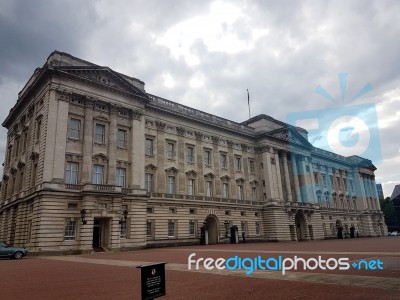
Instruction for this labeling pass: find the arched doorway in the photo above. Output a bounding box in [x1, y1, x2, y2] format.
[295, 211, 307, 241]
[203, 215, 219, 244]
[336, 220, 344, 239]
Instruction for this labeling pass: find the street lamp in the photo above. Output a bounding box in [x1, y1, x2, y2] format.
[80, 209, 87, 225]
[119, 208, 129, 224]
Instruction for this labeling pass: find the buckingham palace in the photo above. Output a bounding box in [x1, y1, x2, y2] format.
[0, 51, 387, 254]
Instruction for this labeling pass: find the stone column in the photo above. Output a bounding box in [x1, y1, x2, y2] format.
[309, 162, 318, 202]
[291, 154, 301, 202]
[50, 91, 70, 182]
[282, 152, 293, 202]
[274, 149, 283, 200]
[107, 105, 117, 185]
[261, 148, 273, 200]
[130, 110, 145, 189]
[298, 155, 309, 202]
[81, 98, 94, 183]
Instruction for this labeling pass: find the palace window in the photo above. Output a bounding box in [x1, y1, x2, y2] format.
[187, 146, 194, 163]
[251, 187, 257, 200]
[64, 220, 77, 240]
[249, 160, 255, 173]
[167, 176, 175, 194]
[147, 220, 154, 238]
[167, 142, 175, 159]
[95, 124, 105, 144]
[220, 153, 227, 169]
[145, 173, 153, 192]
[67, 118, 81, 139]
[222, 183, 229, 198]
[145, 138, 154, 155]
[237, 184, 244, 200]
[188, 178, 195, 195]
[256, 222, 261, 235]
[92, 164, 104, 184]
[117, 129, 127, 148]
[168, 220, 176, 237]
[116, 167, 126, 187]
[204, 149, 212, 165]
[189, 220, 196, 236]
[206, 181, 213, 197]
[120, 221, 127, 239]
[65, 162, 79, 184]
[235, 156, 242, 171]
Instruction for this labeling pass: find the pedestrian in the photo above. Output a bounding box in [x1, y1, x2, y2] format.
[242, 231, 246, 243]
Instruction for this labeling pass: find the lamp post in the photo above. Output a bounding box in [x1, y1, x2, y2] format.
[119, 208, 129, 224]
[80, 209, 87, 225]
[224, 220, 229, 237]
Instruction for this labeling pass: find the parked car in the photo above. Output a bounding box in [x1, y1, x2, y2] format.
[0, 242, 28, 259]
[390, 231, 398, 236]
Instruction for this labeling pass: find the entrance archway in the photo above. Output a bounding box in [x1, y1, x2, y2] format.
[204, 215, 219, 244]
[295, 211, 307, 241]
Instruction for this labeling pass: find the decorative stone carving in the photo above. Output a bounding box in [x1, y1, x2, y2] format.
[165, 167, 179, 175]
[241, 143, 248, 151]
[84, 97, 95, 109]
[130, 109, 143, 120]
[194, 131, 203, 140]
[211, 136, 219, 145]
[176, 127, 185, 136]
[145, 163, 158, 173]
[58, 90, 71, 102]
[236, 177, 245, 183]
[17, 161, 25, 169]
[185, 170, 198, 177]
[204, 172, 215, 180]
[10, 167, 17, 175]
[155, 121, 166, 130]
[226, 140, 234, 148]
[220, 175, 231, 182]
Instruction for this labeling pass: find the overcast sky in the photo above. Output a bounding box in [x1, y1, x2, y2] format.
[0, 0, 399, 197]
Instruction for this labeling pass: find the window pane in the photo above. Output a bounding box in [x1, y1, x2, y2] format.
[117, 129, 127, 148]
[92, 164, 104, 184]
[95, 124, 105, 143]
[167, 176, 175, 194]
[116, 168, 126, 187]
[65, 162, 79, 184]
[145, 173, 153, 192]
[145, 139, 153, 155]
[68, 119, 81, 139]
[64, 221, 76, 240]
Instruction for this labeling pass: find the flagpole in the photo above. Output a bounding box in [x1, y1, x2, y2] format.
[247, 89, 251, 119]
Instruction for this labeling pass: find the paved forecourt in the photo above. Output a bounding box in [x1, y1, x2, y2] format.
[1, 237, 400, 300]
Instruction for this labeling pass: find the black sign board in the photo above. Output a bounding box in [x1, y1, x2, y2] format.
[137, 262, 166, 300]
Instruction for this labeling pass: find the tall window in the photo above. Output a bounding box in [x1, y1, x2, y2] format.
[145, 173, 153, 192]
[222, 183, 229, 198]
[343, 178, 348, 190]
[237, 185, 244, 200]
[120, 221, 127, 239]
[23, 132, 28, 150]
[187, 146, 194, 163]
[36, 119, 42, 141]
[251, 187, 257, 200]
[15, 139, 20, 156]
[256, 222, 260, 235]
[235, 156, 242, 171]
[322, 174, 327, 187]
[64, 220, 77, 240]
[204, 149, 211, 165]
[65, 162, 79, 184]
[189, 220, 196, 236]
[116, 168, 126, 187]
[92, 164, 104, 184]
[220, 153, 227, 168]
[145, 138, 153, 155]
[68, 118, 81, 139]
[168, 220, 175, 237]
[249, 160, 255, 173]
[206, 181, 213, 197]
[147, 220, 154, 238]
[167, 176, 175, 194]
[95, 124, 105, 144]
[188, 179, 195, 195]
[167, 142, 175, 159]
[117, 129, 127, 148]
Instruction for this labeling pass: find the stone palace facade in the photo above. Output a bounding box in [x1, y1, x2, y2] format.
[0, 51, 386, 254]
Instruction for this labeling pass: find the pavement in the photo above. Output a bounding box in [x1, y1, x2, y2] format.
[1, 237, 400, 299]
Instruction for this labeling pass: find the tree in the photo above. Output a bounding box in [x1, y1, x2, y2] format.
[380, 197, 399, 232]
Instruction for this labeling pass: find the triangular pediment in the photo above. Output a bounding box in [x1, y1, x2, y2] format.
[56, 66, 148, 100]
[266, 127, 313, 149]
